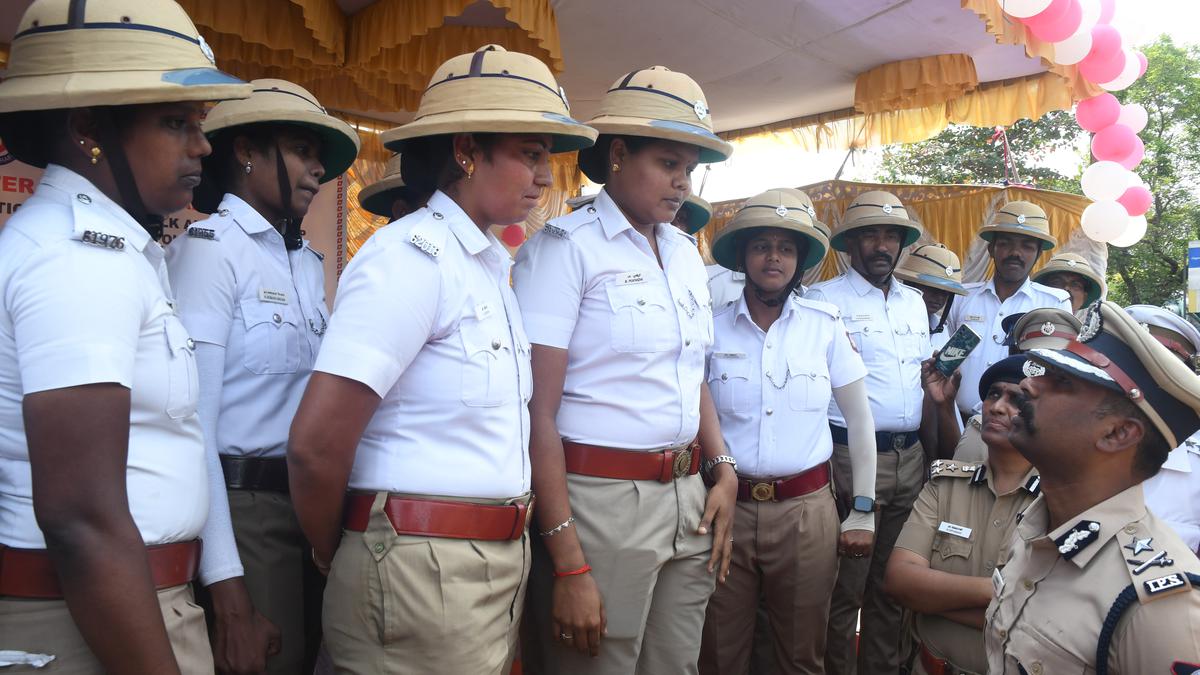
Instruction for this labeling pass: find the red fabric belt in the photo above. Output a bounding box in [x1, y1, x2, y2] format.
[0, 540, 201, 599]
[736, 463, 831, 502]
[342, 493, 531, 541]
[920, 643, 971, 675]
[561, 440, 701, 482]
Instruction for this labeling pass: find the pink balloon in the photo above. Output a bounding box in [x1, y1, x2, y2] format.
[1117, 135, 1145, 170]
[1092, 124, 1137, 161]
[1026, 0, 1083, 42]
[1135, 51, 1148, 76]
[1097, 0, 1115, 23]
[1117, 185, 1152, 216]
[1076, 93, 1121, 132]
[1088, 24, 1123, 60]
[501, 224, 526, 247]
[1079, 46, 1126, 84]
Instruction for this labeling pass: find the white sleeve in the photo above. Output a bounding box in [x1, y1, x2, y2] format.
[9, 243, 141, 394]
[832, 377, 877, 533]
[511, 232, 584, 349]
[828, 315, 868, 388]
[166, 233, 236, 347]
[313, 236, 441, 398]
[193, 341, 244, 585]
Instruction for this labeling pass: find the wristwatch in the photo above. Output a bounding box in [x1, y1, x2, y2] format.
[703, 454, 737, 480]
[852, 496, 876, 513]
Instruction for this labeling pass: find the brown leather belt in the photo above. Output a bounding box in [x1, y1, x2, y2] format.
[342, 493, 532, 541]
[920, 643, 970, 675]
[737, 463, 830, 502]
[0, 540, 201, 599]
[561, 440, 701, 482]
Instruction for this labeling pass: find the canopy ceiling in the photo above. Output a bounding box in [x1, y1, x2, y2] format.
[0, 0, 1080, 136]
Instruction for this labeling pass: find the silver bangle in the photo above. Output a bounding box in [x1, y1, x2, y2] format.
[540, 516, 575, 538]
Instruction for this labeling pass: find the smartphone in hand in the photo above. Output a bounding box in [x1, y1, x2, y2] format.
[933, 324, 982, 377]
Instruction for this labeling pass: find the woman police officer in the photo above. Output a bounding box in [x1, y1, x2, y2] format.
[513, 66, 736, 674]
[165, 79, 360, 674]
[0, 0, 251, 672]
[287, 45, 595, 674]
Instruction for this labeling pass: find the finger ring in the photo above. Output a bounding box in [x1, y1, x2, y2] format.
[560, 633, 573, 640]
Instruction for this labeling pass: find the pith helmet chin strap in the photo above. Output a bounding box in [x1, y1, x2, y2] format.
[274, 141, 303, 251]
[93, 107, 163, 240]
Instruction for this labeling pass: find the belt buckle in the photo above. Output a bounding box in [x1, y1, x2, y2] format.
[672, 448, 692, 479]
[750, 482, 775, 501]
[892, 433, 906, 451]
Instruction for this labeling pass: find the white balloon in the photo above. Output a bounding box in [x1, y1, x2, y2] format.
[1109, 214, 1148, 247]
[1054, 29, 1093, 65]
[1081, 161, 1132, 202]
[1082, 201, 1131, 243]
[999, 0, 1054, 18]
[1101, 50, 1142, 91]
[1077, 0, 1102, 32]
[1116, 103, 1148, 133]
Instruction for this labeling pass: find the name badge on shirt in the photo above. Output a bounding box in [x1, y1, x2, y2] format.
[992, 566, 1005, 594]
[258, 288, 289, 305]
[852, 313, 873, 322]
[617, 271, 647, 286]
[475, 302, 495, 321]
[965, 314, 984, 322]
[938, 521, 973, 539]
[713, 351, 746, 359]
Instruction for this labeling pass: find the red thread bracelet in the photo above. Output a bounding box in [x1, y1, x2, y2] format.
[554, 564, 592, 578]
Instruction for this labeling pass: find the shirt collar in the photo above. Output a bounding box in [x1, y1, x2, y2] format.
[40, 164, 151, 252]
[594, 188, 634, 240]
[218, 193, 275, 236]
[985, 276, 1035, 301]
[427, 190, 494, 257]
[846, 265, 899, 298]
[1022, 484, 1148, 569]
[734, 290, 798, 330]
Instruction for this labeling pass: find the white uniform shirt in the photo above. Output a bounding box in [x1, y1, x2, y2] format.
[0, 165, 206, 548]
[166, 194, 327, 458]
[805, 268, 929, 432]
[945, 278, 1070, 414]
[929, 313, 950, 355]
[313, 191, 530, 498]
[513, 188, 713, 450]
[1144, 435, 1200, 551]
[709, 294, 867, 478]
[707, 265, 745, 308]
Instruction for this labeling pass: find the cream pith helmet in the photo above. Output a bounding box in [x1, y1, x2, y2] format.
[1032, 252, 1104, 306]
[0, 0, 249, 115]
[202, 79, 360, 182]
[358, 154, 419, 218]
[577, 66, 733, 183]
[710, 188, 829, 272]
[979, 200, 1057, 250]
[895, 243, 967, 296]
[677, 195, 713, 234]
[380, 45, 596, 154]
[829, 190, 923, 252]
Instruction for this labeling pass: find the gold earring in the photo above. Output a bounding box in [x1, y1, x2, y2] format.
[466, 163, 474, 179]
[90, 147, 102, 165]
[612, 163, 620, 173]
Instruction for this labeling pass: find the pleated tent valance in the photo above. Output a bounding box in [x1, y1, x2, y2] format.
[854, 54, 980, 116]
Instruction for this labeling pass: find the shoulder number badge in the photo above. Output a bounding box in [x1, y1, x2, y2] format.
[81, 230, 124, 251]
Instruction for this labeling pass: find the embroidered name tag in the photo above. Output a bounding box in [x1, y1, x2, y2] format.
[475, 302, 495, 321]
[258, 288, 289, 305]
[966, 314, 984, 322]
[618, 271, 646, 286]
[992, 567, 1005, 594]
[938, 521, 973, 539]
[852, 313, 872, 321]
[713, 352, 746, 359]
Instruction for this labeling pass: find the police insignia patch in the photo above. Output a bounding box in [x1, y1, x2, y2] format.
[1040, 321, 1055, 336]
[1143, 572, 1186, 596]
[1077, 302, 1103, 342]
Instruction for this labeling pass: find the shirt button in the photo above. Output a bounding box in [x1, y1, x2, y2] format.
[1022, 579, 1034, 591]
[994, 519, 1003, 528]
[766, 341, 773, 348]
[765, 408, 774, 415]
[985, 561, 994, 570]
[218, 208, 230, 217]
[998, 628, 1007, 639]
[685, 338, 692, 346]
[186, 338, 195, 350]
[76, 193, 91, 204]
[721, 373, 728, 381]
[432, 212, 444, 220]
[1030, 663, 1043, 675]
[374, 543, 385, 554]
[1123, 525, 1138, 534]
[637, 298, 646, 306]
[491, 340, 502, 350]
[272, 313, 282, 324]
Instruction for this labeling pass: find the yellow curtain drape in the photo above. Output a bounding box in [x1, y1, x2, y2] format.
[855, 54, 979, 115]
[177, 0, 345, 66]
[700, 180, 1093, 283]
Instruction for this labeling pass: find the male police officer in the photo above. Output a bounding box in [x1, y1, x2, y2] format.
[985, 301, 1200, 673]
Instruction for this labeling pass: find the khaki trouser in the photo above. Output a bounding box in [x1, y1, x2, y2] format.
[526, 473, 715, 675]
[700, 483, 840, 675]
[825, 441, 926, 675]
[226, 489, 318, 675]
[0, 584, 212, 674]
[322, 492, 531, 675]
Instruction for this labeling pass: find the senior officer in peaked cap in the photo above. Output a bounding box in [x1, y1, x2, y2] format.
[806, 190, 931, 675]
[1125, 304, 1200, 554]
[944, 202, 1071, 418]
[357, 153, 431, 221]
[888, 355, 1042, 675]
[1033, 252, 1105, 315]
[985, 301, 1200, 674]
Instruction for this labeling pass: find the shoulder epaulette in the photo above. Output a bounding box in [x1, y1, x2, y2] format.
[792, 296, 841, 320]
[676, 229, 698, 245]
[713, 298, 738, 318]
[929, 459, 980, 480]
[541, 223, 571, 239]
[306, 246, 325, 261]
[187, 226, 217, 240]
[79, 229, 126, 251]
[967, 414, 983, 430]
[541, 205, 599, 239]
[1031, 280, 1072, 302]
[408, 211, 448, 258]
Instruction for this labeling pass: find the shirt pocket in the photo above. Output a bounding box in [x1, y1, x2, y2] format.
[933, 531, 975, 563]
[786, 352, 831, 412]
[459, 317, 515, 408]
[163, 318, 198, 420]
[240, 300, 302, 374]
[606, 282, 675, 353]
[894, 320, 929, 364]
[707, 352, 751, 414]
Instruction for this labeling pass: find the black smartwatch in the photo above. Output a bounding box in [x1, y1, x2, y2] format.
[852, 496, 876, 513]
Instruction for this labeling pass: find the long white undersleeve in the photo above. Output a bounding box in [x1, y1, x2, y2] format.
[194, 340, 244, 586]
[832, 378, 877, 533]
